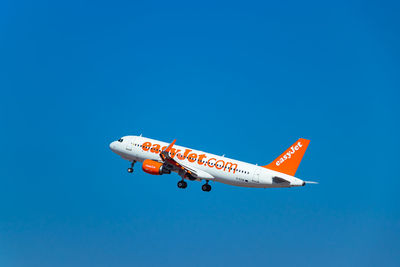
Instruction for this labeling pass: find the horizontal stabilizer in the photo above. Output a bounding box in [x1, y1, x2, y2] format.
[272, 176, 290, 184]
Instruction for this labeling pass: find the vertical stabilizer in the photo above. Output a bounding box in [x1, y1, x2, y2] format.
[263, 138, 310, 176]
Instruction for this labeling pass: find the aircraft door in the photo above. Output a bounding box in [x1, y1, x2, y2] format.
[252, 168, 260, 184]
[125, 136, 136, 152]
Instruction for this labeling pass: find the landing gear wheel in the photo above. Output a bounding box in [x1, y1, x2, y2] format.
[177, 180, 187, 189]
[202, 184, 211, 192]
[127, 161, 136, 173]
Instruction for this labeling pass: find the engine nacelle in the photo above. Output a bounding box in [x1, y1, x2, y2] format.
[142, 159, 170, 175]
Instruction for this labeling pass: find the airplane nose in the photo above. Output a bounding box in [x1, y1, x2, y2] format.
[109, 141, 117, 151]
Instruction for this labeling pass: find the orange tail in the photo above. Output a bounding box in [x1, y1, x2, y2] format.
[263, 138, 310, 176]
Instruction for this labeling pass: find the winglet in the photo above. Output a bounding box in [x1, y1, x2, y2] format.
[164, 139, 176, 153]
[160, 139, 176, 161]
[263, 138, 310, 176]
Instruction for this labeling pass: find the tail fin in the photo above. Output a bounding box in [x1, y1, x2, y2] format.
[263, 138, 310, 176]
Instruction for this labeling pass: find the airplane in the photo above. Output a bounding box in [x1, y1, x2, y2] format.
[109, 135, 316, 191]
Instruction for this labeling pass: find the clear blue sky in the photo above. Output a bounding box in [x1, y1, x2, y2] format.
[1, 0, 399, 266]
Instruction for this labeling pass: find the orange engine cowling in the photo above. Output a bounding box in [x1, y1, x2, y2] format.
[142, 159, 164, 175]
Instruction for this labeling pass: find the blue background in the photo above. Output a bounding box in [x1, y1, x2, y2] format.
[1, 0, 399, 266]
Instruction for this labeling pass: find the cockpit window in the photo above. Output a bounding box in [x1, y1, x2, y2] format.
[118, 138, 124, 142]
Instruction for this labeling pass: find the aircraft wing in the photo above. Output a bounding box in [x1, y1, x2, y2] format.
[160, 139, 214, 180]
[159, 139, 185, 170]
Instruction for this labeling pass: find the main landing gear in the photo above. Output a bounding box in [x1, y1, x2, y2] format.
[202, 181, 211, 192]
[177, 180, 187, 189]
[177, 180, 211, 191]
[127, 161, 136, 173]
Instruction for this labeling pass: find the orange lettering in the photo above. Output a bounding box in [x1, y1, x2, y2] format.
[142, 142, 152, 151]
[187, 153, 198, 163]
[177, 149, 192, 160]
[224, 162, 238, 173]
[141, 142, 239, 174]
[169, 148, 180, 158]
[197, 154, 207, 165]
[207, 158, 217, 167]
[151, 144, 160, 153]
[215, 160, 225, 169]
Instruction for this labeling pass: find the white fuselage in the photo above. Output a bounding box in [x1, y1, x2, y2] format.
[109, 136, 305, 188]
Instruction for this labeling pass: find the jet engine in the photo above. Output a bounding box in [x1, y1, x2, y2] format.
[142, 159, 171, 175]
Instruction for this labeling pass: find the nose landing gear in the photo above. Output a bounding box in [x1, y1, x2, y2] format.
[127, 161, 136, 173]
